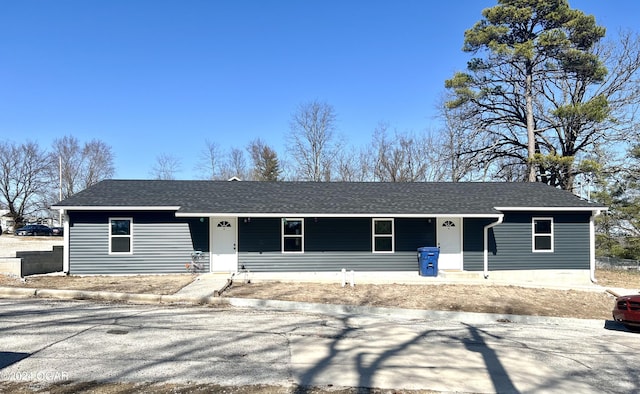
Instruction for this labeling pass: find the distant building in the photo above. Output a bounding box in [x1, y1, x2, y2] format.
[0, 210, 15, 233]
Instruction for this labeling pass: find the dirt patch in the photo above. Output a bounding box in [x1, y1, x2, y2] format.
[0, 274, 195, 295]
[221, 268, 638, 320]
[594, 268, 640, 289]
[224, 281, 615, 320]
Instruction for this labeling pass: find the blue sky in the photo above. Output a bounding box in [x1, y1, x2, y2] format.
[2, 1, 639, 179]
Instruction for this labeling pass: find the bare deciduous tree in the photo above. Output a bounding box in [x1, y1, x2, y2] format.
[0, 141, 53, 226]
[52, 135, 115, 199]
[534, 30, 640, 189]
[150, 153, 182, 180]
[436, 98, 489, 182]
[194, 139, 223, 180]
[371, 123, 442, 182]
[287, 100, 339, 181]
[335, 147, 372, 182]
[82, 139, 115, 188]
[220, 147, 248, 180]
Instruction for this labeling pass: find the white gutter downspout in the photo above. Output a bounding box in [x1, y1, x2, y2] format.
[62, 210, 70, 275]
[590, 209, 603, 284]
[483, 214, 504, 279]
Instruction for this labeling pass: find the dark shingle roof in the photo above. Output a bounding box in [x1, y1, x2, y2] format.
[53, 180, 605, 215]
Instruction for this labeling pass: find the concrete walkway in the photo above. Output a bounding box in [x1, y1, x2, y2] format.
[174, 272, 232, 297]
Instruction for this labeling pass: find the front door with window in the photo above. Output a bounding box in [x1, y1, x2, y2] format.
[437, 217, 462, 270]
[211, 217, 238, 272]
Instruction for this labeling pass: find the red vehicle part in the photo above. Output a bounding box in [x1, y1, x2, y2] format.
[613, 294, 640, 332]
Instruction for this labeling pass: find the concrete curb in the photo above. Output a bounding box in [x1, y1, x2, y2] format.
[0, 286, 607, 329]
[35, 289, 165, 304]
[0, 286, 37, 298]
[224, 297, 607, 329]
[159, 294, 228, 305]
[0, 286, 232, 307]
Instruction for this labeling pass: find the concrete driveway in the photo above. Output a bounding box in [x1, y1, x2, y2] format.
[0, 234, 63, 256]
[0, 298, 638, 393]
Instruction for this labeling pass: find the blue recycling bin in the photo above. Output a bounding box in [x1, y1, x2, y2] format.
[417, 247, 439, 277]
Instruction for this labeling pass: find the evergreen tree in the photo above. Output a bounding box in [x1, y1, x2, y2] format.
[445, 0, 607, 187]
[248, 139, 281, 181]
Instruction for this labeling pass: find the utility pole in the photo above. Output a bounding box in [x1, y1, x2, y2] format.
[59, 155, 63, 226]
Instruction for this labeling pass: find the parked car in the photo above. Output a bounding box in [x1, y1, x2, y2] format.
[14, 224, 53, 236]
[51, 227, 64, 236]
[612, 294, 640, 332]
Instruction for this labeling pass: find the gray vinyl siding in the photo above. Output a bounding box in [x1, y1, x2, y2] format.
[238, 217, 372, 252]
[239, 217, 435, 252]
[462, 218, 496, 271]
[68, 211, 209, 274]
[67, 208, 593, 274]
[237, 217, 434, 271]
[487, 212, 591, 270]
[238, 252, 419, 272]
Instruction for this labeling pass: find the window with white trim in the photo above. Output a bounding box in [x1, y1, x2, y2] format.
[373, 218, 394, 253]
[532, 217, 553, 252]
[282, 218, 303, 253]
[110, 218, 132, 254]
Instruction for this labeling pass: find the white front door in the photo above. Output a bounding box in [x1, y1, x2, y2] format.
[437, 217, 463, 270]
[211, 217, 238, 273]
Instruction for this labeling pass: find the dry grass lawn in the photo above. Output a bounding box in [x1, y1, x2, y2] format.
[0, 268, 638, 320]
[223, 281, 616, 320]
[0, 274, 195, 295]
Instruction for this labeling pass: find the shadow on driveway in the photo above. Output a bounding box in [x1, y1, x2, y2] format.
[0, 352, 30, 369]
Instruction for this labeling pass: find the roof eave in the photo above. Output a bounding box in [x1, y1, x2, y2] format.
[52, 205, 182, 211]
[174, 212, 503, 218]
[494, 206, 608, 212]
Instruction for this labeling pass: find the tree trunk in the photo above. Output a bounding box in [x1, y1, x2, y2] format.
[525, 67, 537, 182]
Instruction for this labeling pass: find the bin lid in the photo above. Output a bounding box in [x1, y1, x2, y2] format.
[418, 246, 439, 252]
